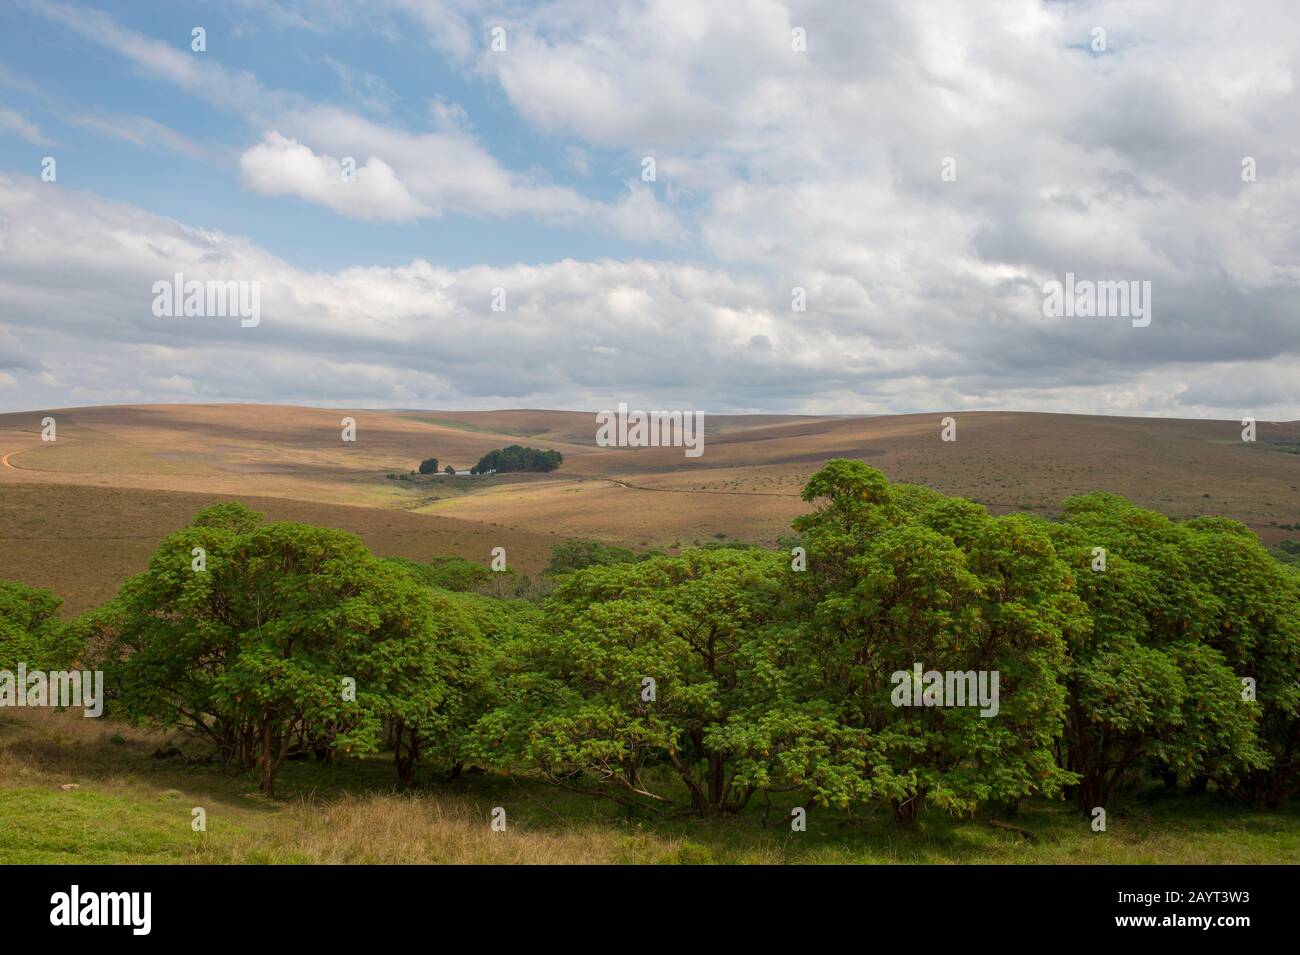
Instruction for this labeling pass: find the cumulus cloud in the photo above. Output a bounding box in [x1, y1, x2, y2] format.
[7, 0, 1300, 417]
[270, 105, 595, 221]
[236, 106, 683, 238]
[239, 131, 431, 221]
[32, 1, 681, 238]
[0, 173, 1297, 419]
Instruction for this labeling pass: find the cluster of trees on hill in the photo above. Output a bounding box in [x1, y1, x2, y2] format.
[470, 445, 562, 474]
[416, 459, 459, 476]
[405, 447, 563, 478]
[5, 461, 1298, 818]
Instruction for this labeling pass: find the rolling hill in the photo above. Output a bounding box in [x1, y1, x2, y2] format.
[2, 403, 1298, 613]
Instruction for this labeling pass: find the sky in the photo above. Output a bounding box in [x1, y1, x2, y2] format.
[0, 0, 1296, 417]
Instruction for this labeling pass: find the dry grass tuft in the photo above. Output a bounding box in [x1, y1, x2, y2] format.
[198, 792, 693, 864]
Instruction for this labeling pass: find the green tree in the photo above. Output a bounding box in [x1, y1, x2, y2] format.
[1048, 495, 1268, 810]
[382, 589, 493, 785]
[1182, 516, 1300, 805]
[418, 457, 439, 475]
[380, 556, 544, 785]
[95, 503, 445, 796]
[476, 549, 797, 814]
[470, 445, 563, 475]
[0, 581, 63, 671]
[786, 461, 1079, 822]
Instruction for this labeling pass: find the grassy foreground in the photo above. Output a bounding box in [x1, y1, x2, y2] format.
[3, 709, 1297, 865]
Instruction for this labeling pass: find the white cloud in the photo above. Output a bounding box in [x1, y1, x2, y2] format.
[32, 0, 278, 117]
[608, 182, 686, 243]
[239, 131, 431, 222]
[325, 56, 399, 114]
[0, 174, 1297, 419]
[13, 1, 1300, 417]
[0, 106, 54, 146]
[238, 108, 683, 239]
[68, 112, 209, 161]
[34, 2, 681, 238]
[272, 105, 593, 221]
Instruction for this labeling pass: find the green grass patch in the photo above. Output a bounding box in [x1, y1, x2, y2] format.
[3, 711, 1297, 864]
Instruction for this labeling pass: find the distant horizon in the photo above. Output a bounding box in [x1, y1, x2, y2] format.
[1, 399, 1295, 427]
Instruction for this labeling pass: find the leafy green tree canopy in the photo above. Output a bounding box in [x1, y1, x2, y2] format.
[470, 445, 562, 475]
[0, 580, 63, 671]
[94, 503, 455, 796]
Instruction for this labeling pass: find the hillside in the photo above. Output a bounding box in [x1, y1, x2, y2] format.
[2, 403, 1299, 612]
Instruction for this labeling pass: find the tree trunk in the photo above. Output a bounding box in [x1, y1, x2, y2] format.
[707, 752, 725, 809]
[394, 725, 420, 787]
[258, 719, 276, 796]
[1076, 773, 1108, 815]
[257, 718, 293, 797]
[892, 794, 923, 824]
[1265, 771, 1288, 809]
[667, 750, 707, 814]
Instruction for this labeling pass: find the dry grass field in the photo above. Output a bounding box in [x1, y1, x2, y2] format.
[3, 403, 1300, 614]
[0, 483, 559, 615]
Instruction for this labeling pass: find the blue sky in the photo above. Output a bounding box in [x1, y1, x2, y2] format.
[0, 0, 1297, 417]
[0, 1, 669, 272]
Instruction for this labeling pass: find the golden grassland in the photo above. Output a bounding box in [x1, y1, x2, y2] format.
[0, 483, 558, 615]
[2, 405, 1300, 613]
[2, 403, 1299, 613]
[2, 709, 1297, 865]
